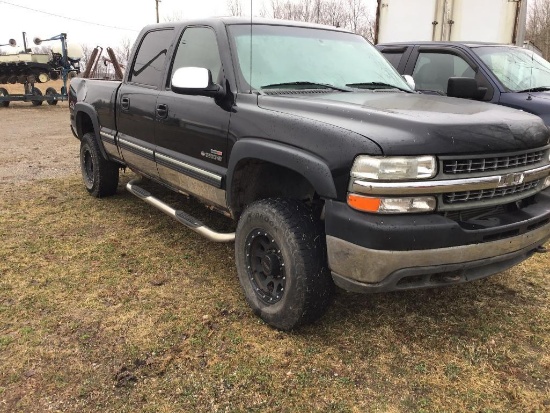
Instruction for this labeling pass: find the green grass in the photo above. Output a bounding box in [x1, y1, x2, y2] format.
[0, 175, 549, 412]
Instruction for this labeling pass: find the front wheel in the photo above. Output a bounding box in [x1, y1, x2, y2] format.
[80, 132, 119, 197]
[235, 198, 334, 330]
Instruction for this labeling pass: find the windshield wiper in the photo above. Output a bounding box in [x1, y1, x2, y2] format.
[516, 86, 550, 93]
[346, 82, 410, 92]
[260, 81, 352, 92]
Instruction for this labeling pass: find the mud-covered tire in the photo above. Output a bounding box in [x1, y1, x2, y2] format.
[31, 87, 43, 106]
[45, 87, 58, 105]
[235, 198, 334, 330]
[80, 132, 119, 197]
[0, 87, 9, 107]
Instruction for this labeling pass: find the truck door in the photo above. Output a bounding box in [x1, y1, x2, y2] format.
[116, 28, 174, 179]
[404, 46, 494, 101]
[154, 26, 230, 209]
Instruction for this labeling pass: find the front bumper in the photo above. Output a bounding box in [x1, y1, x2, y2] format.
[325, 189, 550, 292]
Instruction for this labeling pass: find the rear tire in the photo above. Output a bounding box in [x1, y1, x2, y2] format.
[0, 87, 9, 107]
[235, 198, 334, 330]
[45, 87, 58, 105]
[31, 87, 43, 106]
[80, 132, 119, 197]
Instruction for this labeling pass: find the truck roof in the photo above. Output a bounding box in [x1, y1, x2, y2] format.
[377, 41, 520, 49]
[140, 16, 352, 34]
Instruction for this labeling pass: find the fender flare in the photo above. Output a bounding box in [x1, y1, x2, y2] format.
[74, 102, 109, 160]
[226, 138, 338, 207]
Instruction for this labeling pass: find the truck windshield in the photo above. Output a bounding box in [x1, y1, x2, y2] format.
[228, 24, 410, 93]
[473, 46, 550, 92]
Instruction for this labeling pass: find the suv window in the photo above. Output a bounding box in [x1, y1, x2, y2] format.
[168, 27, 222, 85]
[129, 29, 173, 87]
[382, 52, 403, 69]
[412, 52, 475, 94]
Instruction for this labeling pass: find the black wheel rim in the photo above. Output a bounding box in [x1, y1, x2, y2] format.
[245, 229, 286, 305]
[82, 148, 94, 188]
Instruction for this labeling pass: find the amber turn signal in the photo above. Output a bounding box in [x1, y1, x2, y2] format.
[347, 194, 381, 212]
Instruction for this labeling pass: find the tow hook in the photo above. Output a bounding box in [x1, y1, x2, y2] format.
[535, 245, 548, 253]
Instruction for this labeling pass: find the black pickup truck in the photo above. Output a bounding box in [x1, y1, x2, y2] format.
[69, 18, 550, 330]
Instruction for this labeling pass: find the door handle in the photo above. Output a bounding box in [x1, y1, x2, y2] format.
[156, 104, 168, 119]
[121, 97, 130, 110]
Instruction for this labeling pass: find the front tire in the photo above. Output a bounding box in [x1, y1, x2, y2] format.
[235, 198, 334, 330]
[80, 132, 119, 197]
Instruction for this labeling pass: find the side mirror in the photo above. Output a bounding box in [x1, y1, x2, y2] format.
[447, 77, 480, 100]
[171, 67, 224, 98]
[403, 75, 415, 91]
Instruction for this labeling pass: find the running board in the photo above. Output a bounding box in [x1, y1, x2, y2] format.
[126, 179, 235, 243]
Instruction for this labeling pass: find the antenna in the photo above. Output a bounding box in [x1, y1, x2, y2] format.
[250, 0, 253, 93]
[527, 48, 534, 100]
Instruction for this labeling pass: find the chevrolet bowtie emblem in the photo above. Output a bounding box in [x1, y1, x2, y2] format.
[499, 172, 525, 187]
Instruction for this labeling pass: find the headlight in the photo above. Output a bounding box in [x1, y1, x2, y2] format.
[351, 155, 436, 180]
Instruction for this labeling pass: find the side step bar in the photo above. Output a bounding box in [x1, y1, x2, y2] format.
[126, 179, 235, 243]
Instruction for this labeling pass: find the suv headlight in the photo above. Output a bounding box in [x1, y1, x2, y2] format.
[351, 155, 437, 180]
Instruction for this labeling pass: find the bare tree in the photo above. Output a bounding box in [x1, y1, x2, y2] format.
[267, 0, 374, 39]
[79, 43, 96, 73]
[526, 0, 550, 59]
[114, 38, 133, 68]
[227, 0, 244, 16]
[163, 11, 184, 22]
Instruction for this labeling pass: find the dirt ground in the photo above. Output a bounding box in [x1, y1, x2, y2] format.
[0, 90, 549, 412]
[0, 80, 79, 186]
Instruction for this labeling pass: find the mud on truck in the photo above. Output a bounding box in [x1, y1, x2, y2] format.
[69, 18, 550, 330]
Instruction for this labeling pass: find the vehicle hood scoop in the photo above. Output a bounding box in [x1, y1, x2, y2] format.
[257, 92, 550, 155]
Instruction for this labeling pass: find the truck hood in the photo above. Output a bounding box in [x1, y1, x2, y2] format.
[258, 91, 550, 155]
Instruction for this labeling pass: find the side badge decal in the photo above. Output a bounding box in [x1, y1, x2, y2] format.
[201, 149, 223, 162]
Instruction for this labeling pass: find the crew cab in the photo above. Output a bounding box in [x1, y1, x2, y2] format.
[70, 18, 550, 330]
[377, 41, 550, 126]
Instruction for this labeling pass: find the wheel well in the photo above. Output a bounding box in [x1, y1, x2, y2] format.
[230, 159, 318, 218]
[76, 112, 94, 138]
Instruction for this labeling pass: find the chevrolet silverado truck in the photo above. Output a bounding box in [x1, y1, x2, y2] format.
[377, 41, 550, 126]
[69, 18, 550, 330]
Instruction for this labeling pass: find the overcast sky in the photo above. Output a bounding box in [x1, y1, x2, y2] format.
[0, 0, 236, 51]
[1, 0, 377, 53]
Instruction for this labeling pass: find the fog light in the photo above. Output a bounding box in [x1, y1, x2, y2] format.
[347, 194, 437, 214]
[543, 176, 550, 189]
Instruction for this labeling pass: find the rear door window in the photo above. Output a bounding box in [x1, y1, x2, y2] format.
[129, 29, 174, 87]
[382, 51, 404, 69]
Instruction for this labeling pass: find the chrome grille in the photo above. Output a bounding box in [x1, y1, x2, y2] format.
[443, 179, 542, 204]
[443, 150, 545, 174]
